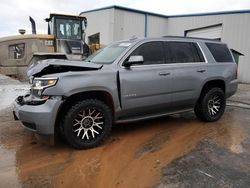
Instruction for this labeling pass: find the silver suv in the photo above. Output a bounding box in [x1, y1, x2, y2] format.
[14, 37, 238, 149]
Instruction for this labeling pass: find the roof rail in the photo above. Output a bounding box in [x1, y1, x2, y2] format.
[162, 35, 220, 42]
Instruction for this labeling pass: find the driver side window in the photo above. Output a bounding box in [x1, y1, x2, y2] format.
[130, 41, 165, 65]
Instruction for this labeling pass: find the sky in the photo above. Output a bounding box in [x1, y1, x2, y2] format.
[0, 0, 250, 37]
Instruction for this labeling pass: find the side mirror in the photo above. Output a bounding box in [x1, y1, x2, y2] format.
[123, 55, 144, 67]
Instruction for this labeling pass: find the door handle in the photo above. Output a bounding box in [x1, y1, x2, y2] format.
[159, 72, 170, 76]
[197, 70, 206, 73]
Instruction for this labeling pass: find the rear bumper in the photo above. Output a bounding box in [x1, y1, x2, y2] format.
[226, 79, 238, 98]
[13, 97, 62, 135]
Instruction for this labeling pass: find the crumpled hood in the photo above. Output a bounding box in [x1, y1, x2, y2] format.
[27, 59, 102, 77]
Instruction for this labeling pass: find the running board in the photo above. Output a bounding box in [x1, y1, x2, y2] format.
[115, 109, 193, 124]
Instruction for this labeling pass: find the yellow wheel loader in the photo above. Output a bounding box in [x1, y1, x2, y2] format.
[0, 13, 89, 80]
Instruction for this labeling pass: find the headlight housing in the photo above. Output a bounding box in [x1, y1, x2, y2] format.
[31, 77, 58, 97]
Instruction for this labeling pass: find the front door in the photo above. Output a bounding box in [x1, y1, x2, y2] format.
[119, 41, 173, 118]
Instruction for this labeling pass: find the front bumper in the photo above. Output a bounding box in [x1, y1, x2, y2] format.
[13, 95, 63, 135]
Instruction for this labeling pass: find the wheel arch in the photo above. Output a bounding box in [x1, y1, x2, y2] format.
[196, 79, 226, 106]
[55, 90, 115, 132]
[200, 79, 226, 96]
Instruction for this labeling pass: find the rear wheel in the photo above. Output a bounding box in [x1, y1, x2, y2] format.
[195, 87, 225, 122]
[62, 99, 112, 149]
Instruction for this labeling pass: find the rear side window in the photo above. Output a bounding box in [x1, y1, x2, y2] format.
[206, 43, 233, 62]
[131, 41, 164, 65]
[165, 42, 204, 63]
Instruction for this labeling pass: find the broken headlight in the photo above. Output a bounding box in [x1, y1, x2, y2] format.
[31, 77, 58, 97]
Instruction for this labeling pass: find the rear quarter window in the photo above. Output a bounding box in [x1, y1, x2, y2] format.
[206, 42, 233, 62]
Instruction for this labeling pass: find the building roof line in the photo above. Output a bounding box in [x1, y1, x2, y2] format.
[80, 5, 168, 18]
[168, 9, 250, 18]
[80, 5, 250, 18]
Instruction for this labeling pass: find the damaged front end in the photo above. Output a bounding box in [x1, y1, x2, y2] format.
[27, 59, 103, 78]
[16, 77, 60, 106]
[25, 59, 103, 103]
[18, 59, 102, 106]
[14, 59, 102, 144]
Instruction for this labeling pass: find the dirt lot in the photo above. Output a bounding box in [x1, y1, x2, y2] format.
[0, 75, 250, 188]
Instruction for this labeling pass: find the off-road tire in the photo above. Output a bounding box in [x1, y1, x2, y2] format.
[62, 99, 112, 149]
[195, 87, 226, 122]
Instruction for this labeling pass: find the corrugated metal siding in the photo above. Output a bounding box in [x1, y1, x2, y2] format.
[167, 16, 223, 36]
[186, 25, 222, 39]
[82, 7, 250, 83]
[147, 15, 168, 37]
[222, 14, 250, 83]
[81, 9, 114, 45]
[113, 9, 145, 41]
[167, 14, 250, 83]
[83, 8, 169, 44]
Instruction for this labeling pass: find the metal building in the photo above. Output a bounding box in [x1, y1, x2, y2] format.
[80, 6, 250, 83]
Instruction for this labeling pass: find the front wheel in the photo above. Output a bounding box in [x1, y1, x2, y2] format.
[195, 87, 226, 122]
[62, 99, 112, 149]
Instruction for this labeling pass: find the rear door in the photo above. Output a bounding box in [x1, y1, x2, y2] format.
[119, 41, 173, 118]
[165, 41, 206, 110]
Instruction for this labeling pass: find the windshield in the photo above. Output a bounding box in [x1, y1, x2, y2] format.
[56, 18, 81, 40]
[86, 42, 131, 64]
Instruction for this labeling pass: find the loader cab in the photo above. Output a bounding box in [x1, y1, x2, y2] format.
[46, 14, 89, 58]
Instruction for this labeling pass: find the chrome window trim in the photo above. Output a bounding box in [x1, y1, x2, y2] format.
[197, 42, 208, 63]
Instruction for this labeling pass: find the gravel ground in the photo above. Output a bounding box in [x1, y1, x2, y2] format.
[158, 139, 250, 188]
[0, 74, 29, 118]
[228, 83, 250, 105]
